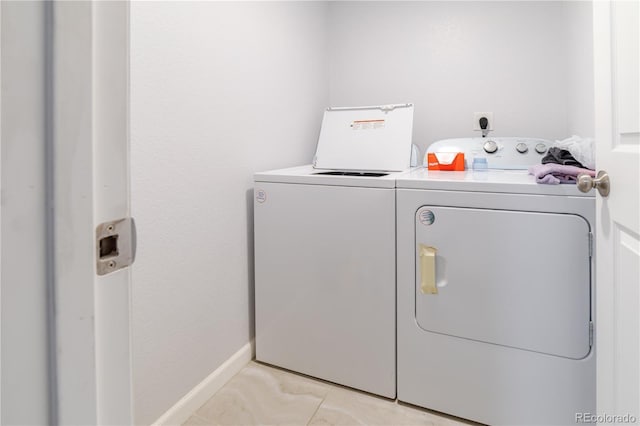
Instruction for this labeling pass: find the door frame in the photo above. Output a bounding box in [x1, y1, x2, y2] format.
[51, 1, 133, 424]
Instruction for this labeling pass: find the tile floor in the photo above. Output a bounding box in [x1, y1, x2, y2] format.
[183, 361, 477, 426]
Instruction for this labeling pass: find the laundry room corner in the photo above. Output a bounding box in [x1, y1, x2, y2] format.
[127, 2, 599, 423]
[128, 2, 329, 424]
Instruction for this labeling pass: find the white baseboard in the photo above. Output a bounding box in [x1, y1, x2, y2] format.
[152, 341, 254, 426]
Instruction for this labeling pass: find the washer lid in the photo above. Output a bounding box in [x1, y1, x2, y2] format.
[254, 164, 399, 188]
[313, 104, 414, 172]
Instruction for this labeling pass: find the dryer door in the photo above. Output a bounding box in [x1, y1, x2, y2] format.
[414, 206, 591, 359]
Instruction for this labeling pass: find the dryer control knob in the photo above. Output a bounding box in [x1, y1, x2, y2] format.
[535, 143, 547, 154]
[516, 143, 528, 154]
[483, 140, 498, 154]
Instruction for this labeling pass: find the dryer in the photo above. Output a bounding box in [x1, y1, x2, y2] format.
[396, 137, 595, 425]
[254, 104, 414, 398]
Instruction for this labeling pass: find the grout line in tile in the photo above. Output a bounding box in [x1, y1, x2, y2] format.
[184, 413, 214, 426]
[305, 386, 331, 426]
[199, 414, 214, 425]
[395, 400, 482, 425]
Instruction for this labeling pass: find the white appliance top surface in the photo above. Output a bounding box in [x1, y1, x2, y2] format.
[396, 168, 594, 197]
[313, 104, 414, 172]
[255, 164, 402, 188]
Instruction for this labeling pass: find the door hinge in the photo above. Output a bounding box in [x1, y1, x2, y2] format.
[589, 321, 594, 347]
[96, 217, 136, 276]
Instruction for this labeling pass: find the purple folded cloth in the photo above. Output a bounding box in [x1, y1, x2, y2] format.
[529, 163, 596, 185]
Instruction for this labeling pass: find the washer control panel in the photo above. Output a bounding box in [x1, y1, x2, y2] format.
[426, 137, 552, 170]
[535, 143, 548, 154]
[483, 140, 499, 154]
[516, 143, 529, 153]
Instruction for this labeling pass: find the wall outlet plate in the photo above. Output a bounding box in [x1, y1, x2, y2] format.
[473, 112, 494, 131]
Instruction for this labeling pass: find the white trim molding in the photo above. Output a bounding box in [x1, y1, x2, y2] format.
[152, 342, 253, 426]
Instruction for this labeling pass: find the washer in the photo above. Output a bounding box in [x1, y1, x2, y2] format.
[396, 137, 595, 425]
[254, 104, 414, 397]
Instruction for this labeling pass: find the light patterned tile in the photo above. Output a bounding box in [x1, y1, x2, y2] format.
[308, 387, 464, 426]
[195, 361, 329, 426]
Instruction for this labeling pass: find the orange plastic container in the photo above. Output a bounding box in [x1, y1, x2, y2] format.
[426, 152, 465, 171]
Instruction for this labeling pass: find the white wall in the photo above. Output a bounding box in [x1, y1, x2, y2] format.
[130, 2, 328, 424]
[327, 1, 574, 152]
[565, 1, 594, 137]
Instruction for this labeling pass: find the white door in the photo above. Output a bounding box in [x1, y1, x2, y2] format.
[593, 0, 640, 422]
[1, 1, 132, 424]
[1, 3, 51, 424]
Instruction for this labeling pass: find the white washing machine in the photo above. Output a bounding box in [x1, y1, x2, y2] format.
[254, 104, 414, 398]
[396, 137, 595, 425]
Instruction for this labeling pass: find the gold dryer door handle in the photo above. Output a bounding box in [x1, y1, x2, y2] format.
[419, 244, 438, 294]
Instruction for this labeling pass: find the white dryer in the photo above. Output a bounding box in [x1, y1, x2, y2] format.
[396, 138, 595, 425]
[254, 104, 414, 398]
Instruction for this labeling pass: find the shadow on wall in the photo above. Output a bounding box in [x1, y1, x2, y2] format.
[246, 189, 256, 342]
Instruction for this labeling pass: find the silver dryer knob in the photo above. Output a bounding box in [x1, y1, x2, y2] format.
[535, 143, 547, 154]
[483, 140, 498, 154]
[516, 143, 528, 154]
